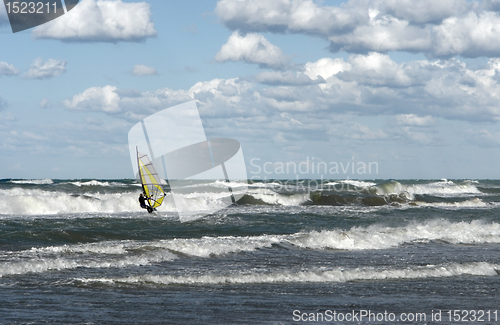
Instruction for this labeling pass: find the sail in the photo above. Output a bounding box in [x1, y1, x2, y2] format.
[137, 149, 166, 209]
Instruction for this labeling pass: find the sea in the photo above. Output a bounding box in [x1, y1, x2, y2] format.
[0, 178, 499, 324]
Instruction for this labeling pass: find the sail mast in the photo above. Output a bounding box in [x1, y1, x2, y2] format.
[137, 146, 146, 195]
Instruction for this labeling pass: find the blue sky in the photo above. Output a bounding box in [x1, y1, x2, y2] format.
[1, 0, 500, 179]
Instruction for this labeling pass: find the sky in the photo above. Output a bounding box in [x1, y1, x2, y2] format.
[1, 0, 500, 180]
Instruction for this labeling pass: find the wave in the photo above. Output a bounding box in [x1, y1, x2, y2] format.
[204, 180, 248, 190]
[0, 236, 273, 277]
[74, 262, 499, 286]
[0, 188, 152, 215]
[152, 219, 500, 255]
[241, 180, 486, 208]
[339, 180, 377, 188]
[9, 179, 54, 185]
[413, 198, 490, 208]
[288, 219, 500, 250]
[2, 219, 499, 277]
[373, 180, 481, 199]
[248, 181, 286, 189]
[0, 248, 177, 278]
[243, 188, 310, 206]
[163, 219, 500, 253]
[0, 187, 234, 216]
[0, 179, 495, 215]
[20, 219, 500, 256]
[67, 180, 139, 187]
[69, 180, 113, 187]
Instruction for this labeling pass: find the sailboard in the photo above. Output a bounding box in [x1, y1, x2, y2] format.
[136, 147, 166, 212]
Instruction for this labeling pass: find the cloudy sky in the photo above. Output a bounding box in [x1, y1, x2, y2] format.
[1, 0, 500, 179]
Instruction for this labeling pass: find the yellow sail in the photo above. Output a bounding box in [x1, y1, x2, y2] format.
[137, 149, 166, 209]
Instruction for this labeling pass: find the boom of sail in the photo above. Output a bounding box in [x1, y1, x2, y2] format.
[136, 148, 166, 209]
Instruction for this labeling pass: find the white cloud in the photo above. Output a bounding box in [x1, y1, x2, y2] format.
[304, 58, 351, 80]
[215, 0, 500, 58]
[215, 0, 362, 35]
[378, 0, 468, 24]
[258, 54, 500, 122]
[62, 78, 262, 123]
[432, 11, 500, 57]
[63, 85, 121, 113]
[63, 85, 196, 118]
[254, 71, 324, 85]
[32, 0, 156, 43]
[0, 62, 19, 76]
[260, 55, 500, 121]
[338, 52, 417, 87]
[394, 114, 436, 127]
[23, 59, 66, 79]
[215, 31, 289, 69]
[131, 64, 157, 76]
[327, 13, 432, 53]
[62, 54, 500, 150]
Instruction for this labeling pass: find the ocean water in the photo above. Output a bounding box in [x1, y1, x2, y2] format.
[0, 178, 499, 324]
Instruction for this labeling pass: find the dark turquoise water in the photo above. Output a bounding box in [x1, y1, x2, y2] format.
[0, 179, 499, 324]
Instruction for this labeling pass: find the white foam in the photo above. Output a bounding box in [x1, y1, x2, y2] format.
[0, 188, 149, 215]
[163, 219, 500, 253]
[75, 262, 499, 286]
[323, 182, 339, 186]
[28, 241, 131, 255]
[0, 234, 279, 277]
[40, 219, 500, 258]
[375, 180, 481, 199]
[245, 188, 310, 206]
[0, 239, 179, 277]
[9, 179, 54, 185]
[0, 247, 177, 277]
[70, 180, 112, 187]
[2, 219, 500, 277]
[153, 235, 281, 257]
[211, 180, 249, 190]
[340, 180, 377, 188]
[248, 182, 285, 188]
[414, 198, 489, 208]
[288, 219, 500, 250]
[0, 186, 241, 215]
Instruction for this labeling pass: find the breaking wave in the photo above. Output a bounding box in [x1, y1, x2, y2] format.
[0, 245, 177, 278]
[413, 198, 489, 208]
[0, 179, 494, 215]
[373, 180, 481, 199]
[287, 219, 500, 250]
[74, 262, 499, 286]
[69, 180, 114, 187]
[337, 180, 377, 188]
[243, 188, 310, 206]
[9, 179, 54, 185]
[2, 219, 499, 278]
[0, 188, 142, 215]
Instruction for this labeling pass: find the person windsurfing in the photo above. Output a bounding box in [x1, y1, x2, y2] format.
[139, 193, 153, 213]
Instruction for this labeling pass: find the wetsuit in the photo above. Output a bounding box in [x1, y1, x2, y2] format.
[139, 195, 148, 209]
[139, 195, 153, 213]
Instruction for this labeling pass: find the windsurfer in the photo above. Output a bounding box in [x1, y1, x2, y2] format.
[139, 193, 153, 213]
